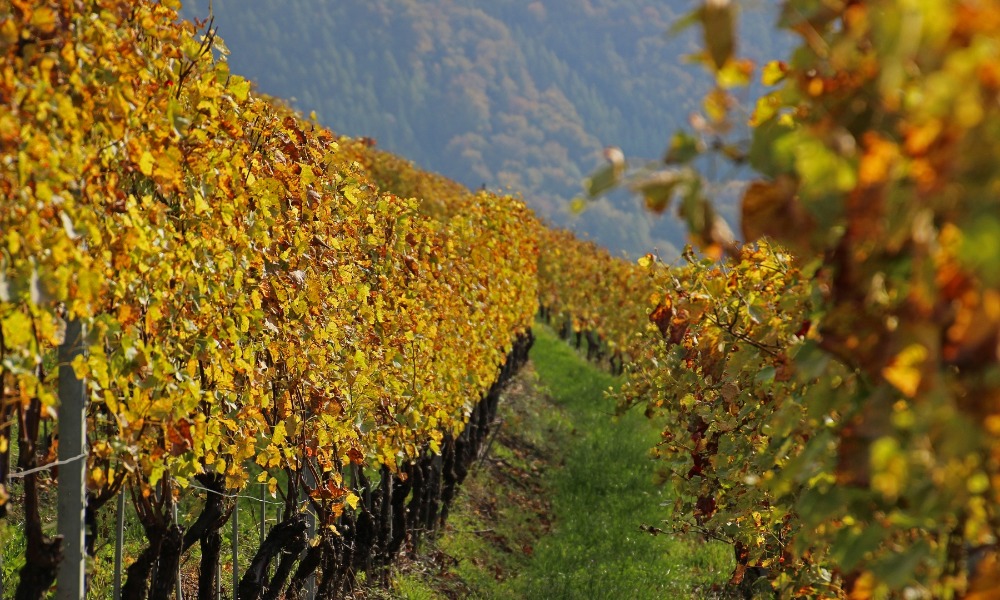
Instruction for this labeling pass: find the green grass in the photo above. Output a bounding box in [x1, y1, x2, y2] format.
[497, 326, 733, 599]
[391, 325, 734, 599]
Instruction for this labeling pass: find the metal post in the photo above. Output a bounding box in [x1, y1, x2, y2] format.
[259, 482, 267, 583]
[231, 496, 239, 599]
[173, 501, 183, 600]
[259, 483, 266, 547]
[306, 508, 316, 600]
[56, 318, 87, 600]
[113, 490, 125, 600]
[303, 466, 316, 600]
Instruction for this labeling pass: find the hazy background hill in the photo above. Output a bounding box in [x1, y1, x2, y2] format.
[182, 0, 787, 258]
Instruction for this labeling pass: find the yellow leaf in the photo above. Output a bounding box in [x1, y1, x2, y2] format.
[848, 571, 875, 599]
[345, 492, 360, 510]
[1, 312, 32, 348]
[717, 58, 753, 89]
[89, 467, 106, 488]
[272, 421, 287, 445]
[30, 8, 58, 34]
[229, 77, 251, 102]
[193, 192, 210, 215]
[761, 60, 788, 86]
[881, 344, 928, 397]
[70, 355, 88, 380]
[139, 151, 155, 177]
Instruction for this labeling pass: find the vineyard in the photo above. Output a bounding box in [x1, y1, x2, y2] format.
[0, 0, 539, 598]
[3, 0, 1000, 599]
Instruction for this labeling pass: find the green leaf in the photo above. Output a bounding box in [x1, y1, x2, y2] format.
[754, 366, 776, 385]
[668, 8, 702, 37]
[630, 170, 682, 214]
[584, 163, 621, 198]
[750, 118, 798, 177]
[874, 540, 930, 588]
[665, 132, 702, 164]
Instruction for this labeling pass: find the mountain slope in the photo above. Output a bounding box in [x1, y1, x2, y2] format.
[183, 0, 785, 257]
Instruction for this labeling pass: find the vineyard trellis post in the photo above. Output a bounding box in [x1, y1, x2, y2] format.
[231, 497, 239, 598]
[173, 501, 183, 600]
[259, 483, 266, 556]
[56, 318, 87, 600]
[303, 465, 316, 600]
[215, 550, 221, 600]
[113, 490, 125, 600]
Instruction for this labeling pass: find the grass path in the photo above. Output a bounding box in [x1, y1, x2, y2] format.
[391, 326, 733, 599]
[502, 326, 732, 599]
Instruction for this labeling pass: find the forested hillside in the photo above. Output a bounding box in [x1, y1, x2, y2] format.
[181, 0, 788, 257]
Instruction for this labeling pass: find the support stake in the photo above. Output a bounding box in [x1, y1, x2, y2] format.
[113, 490, 125, 600]
[231, 495, 239, 598]
[56, 318, 87, 600]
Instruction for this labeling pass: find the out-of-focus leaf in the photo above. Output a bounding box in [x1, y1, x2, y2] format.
[741, 176, 812, 249]
[874, 541, 931, 588]
[761, 60, 788, 86]
[665, 131, 702, 164]
[717, 58, 753, 89]
[882, 344, 928, 398]
[701, 0, 735, 71]
[668, 8, 703, 37]
[704, 88, 731, 123]
[630, 170, 682, 214]
[584, 163, 621, 198]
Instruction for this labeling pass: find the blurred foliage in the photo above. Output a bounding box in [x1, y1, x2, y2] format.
[595, 0, 1000, 596]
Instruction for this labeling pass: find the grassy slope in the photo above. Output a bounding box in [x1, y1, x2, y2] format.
[390, 326, 734, 599]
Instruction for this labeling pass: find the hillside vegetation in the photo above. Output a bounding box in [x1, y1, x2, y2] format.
[181, 0, 787, 257]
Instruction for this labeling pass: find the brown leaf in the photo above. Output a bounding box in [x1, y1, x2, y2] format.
[702, 0, 735, 71]
[649, 298, 674, 338]
[741, 176, 813, 251]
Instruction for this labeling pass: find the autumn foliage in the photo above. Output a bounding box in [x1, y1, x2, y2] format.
[0, 0, 536, 596]
[569, 0, 1000, 596]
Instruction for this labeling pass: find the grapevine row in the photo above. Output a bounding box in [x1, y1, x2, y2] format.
[543, 0, 1000, 596]
[0, 1, 536, 597]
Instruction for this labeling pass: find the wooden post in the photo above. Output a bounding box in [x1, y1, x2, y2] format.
[56, 318, 87, 600]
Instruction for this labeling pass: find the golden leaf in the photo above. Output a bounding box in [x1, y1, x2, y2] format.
[882, 344, 928, 398]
